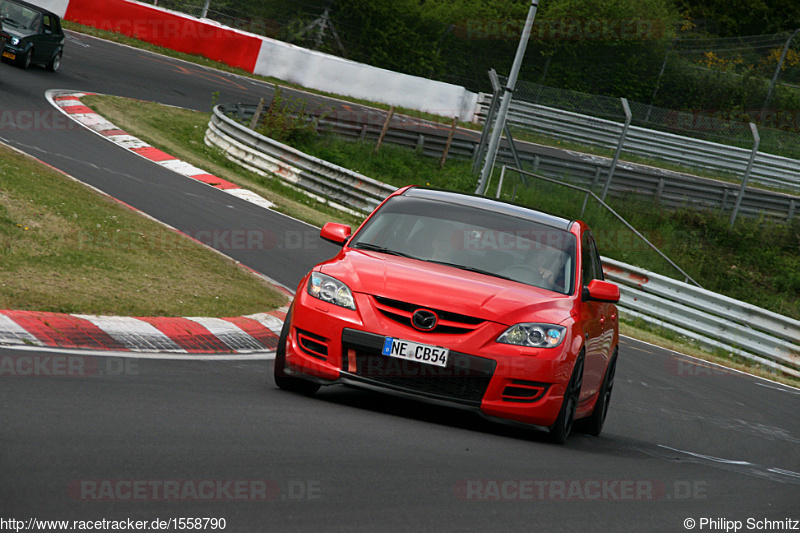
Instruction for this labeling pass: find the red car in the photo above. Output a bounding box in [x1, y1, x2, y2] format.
[274, 187, 620, 443]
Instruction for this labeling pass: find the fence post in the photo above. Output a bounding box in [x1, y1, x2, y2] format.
[654, 178, 665, 206]
[472, 70, 503, 174]
[440, 116, 459, 169]
[601, 97, 631, 201]
[475, 0, 539, 195]
[730, 123, 760, 228]
[761, 28, 800, 123]
[249, 98, 265, 130]
[201, 0, 211, 18]
[374, 106, 395, 154]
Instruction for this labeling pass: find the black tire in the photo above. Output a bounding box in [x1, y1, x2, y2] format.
[575, 350, 617, 437]
[273, 309, 320, 395]
[46, 49, 62, 72]
[548, 353, 584, 445]
[16, 47, 32, 69]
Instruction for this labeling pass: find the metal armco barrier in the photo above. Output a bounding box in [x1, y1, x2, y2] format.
[603, 257, 800, 379]
[207, 103, 799, 378]
[322, 104, 798, 224]
[205, 104, 396, 216]
[477, 95, 800, 194]
[214, 102, 799, 223]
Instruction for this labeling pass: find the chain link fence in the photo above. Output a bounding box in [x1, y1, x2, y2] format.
[507, 77, 800, 160]
[137, 1, 800, 159]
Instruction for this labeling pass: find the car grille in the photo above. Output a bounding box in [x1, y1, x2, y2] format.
[371, 296, 485, 335]
[341, 328, 496, 406]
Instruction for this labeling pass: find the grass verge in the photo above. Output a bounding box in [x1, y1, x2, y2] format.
[80, 95, 362, 230]
[0, 144, 287, 316]
[82, 94, 800, 323]
[82, 94, 799, 386]
[64, 21, 800, 197]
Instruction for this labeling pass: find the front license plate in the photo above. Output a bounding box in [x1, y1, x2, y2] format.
[3, 51, 15, 60]
[381, 337, 449, 368]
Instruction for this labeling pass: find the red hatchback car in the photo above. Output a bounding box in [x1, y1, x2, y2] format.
[274, 187, 620, 443]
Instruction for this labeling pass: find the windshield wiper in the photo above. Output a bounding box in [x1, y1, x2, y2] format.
[352, 242, 416, 259]
[426, 260, 516, 282]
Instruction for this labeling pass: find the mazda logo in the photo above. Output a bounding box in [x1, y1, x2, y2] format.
[411, 309, 438, 331]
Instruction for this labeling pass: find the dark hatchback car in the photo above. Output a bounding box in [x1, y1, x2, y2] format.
[0, 0, 64, 71]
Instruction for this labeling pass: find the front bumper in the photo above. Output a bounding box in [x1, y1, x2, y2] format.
[1, 41, 23, 61]
[283, 287, 576, 427]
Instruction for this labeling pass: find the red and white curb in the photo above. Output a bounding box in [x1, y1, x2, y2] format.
[0, 310, 287, 354]
[4, 94, 297, 354]
[46, 90, 275, 211]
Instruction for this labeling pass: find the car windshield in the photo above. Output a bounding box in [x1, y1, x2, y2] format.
[350, 195, 577, 295]
[0, 1, 39, 30]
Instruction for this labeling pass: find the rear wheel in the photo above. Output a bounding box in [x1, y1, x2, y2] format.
[548, 353, 584, 445]
[46, 49, 62, 72]
[273, 309, 320, 395]
[575, 350, 617, 437]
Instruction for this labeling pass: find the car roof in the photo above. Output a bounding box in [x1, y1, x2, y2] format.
[402, 187, 575, 231]
[2, 0, 60, 18]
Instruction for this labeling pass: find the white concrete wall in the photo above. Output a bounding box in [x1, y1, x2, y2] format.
[37, 0, 479, 121]
[254, 38, 478, 122]
[25, 0, 69, 17]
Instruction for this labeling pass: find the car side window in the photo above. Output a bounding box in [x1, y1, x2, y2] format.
[581, 231, 603, 286]
[42, 14, 51, 33]
[589, 233, 604, 282]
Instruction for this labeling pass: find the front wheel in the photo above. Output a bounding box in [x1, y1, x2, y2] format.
[16, 47, 32, 69]
[575, 350, 617, 437]
[548, 353, 584, 444]
[273, 310, 320, 395]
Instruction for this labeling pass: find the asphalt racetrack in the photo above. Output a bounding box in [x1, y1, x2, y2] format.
[1, 32, 799, 532]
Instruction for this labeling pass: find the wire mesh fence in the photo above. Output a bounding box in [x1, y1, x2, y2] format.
[136, 1, 800, 159]
[672, 31, 800, 85]
[505, 76, 800, 159]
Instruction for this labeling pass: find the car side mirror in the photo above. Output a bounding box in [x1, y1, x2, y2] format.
[582, 279, 620, 303]
[320, 222, 351, 246]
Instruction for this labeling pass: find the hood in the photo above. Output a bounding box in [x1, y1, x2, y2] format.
[319, 250, 574, 326]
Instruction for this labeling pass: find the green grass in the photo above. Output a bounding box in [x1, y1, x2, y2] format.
[293, 134, 800, 321]
[81, 95, 363, 230]
[81, 93, 800, 322]
[0, 144, 287, 316]
[63, 20, 800, 196]
[65, 86, 800, 386]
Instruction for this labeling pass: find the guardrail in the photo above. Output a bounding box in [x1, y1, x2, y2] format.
[205, 104, 396, 216]
[603, 257, 800, 379]
[318, 105, 799, 224]
[214, 102, 798, 223]
[205, 107, 800, 377]
[477, 95, 800, 194]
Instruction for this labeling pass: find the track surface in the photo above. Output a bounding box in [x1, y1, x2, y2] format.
[1, 33, 799, 531]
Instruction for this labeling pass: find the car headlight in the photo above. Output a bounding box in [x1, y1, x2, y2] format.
[11, 37, 20, 46]
[497, 323, 566, 348]
[307, 272, 355, 310]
